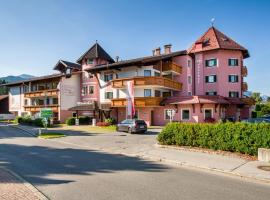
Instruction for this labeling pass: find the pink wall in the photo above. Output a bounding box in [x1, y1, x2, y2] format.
[194, 50, 243, 97]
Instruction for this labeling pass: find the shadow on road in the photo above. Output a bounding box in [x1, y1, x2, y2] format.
[0, 143, 169, 186]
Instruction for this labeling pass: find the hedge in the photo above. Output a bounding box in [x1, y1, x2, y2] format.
[15, 116, 50, 127]
[157, 122, 270, 155]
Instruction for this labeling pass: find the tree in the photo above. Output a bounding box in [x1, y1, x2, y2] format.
[267, 96, 270, 103]
[251, 92, 263, 104]
[0, 79, 8, 95]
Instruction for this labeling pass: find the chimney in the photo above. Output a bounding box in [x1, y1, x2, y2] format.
[164, 44, 172, 54]
[155, 47, 161, 56]
[116, 56, 119, 62]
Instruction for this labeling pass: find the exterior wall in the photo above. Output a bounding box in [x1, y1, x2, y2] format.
[59, 74, 81, 122]
[194, 50, 243, 97]
[8, 86, 25, 116]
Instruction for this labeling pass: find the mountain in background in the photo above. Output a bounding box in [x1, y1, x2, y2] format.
[0, 74, 35, 83]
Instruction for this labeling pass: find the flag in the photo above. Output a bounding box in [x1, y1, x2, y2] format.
[126, 80, 135, 118]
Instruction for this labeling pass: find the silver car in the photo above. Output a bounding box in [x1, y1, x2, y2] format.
[116, 119, 147, 134]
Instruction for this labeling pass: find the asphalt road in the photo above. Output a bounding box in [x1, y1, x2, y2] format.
[1, 125, 270, 200]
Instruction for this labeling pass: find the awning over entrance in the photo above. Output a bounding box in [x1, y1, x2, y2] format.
[68, 102, 97, 111]
[162, 95, 254, 106]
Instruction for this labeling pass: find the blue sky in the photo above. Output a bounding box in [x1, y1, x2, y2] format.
[0, 0, 269, 95]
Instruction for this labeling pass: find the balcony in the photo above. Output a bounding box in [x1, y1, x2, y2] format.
[24, 89, 59, 98]
[24, 104, 59, 112]
[111, 76, 182, 90]
[242, 82, 248, 91]
[242, 66, 248, 77]
[111, 97, 163, 107]
[162, 62, 182, 74]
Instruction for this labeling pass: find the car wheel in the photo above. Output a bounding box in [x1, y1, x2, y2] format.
[128, 128, 132, 134]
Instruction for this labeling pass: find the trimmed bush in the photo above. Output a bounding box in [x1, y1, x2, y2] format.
[66, 117, 76, 126]
[14, 116, 23, 124]
[96, 121, 111, 126]
[105, 118, 116, 125]
[157, 122, 270, 155]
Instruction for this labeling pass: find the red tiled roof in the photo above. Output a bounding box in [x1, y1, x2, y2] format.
[162, 95, 247, 105]
[188, 27, 249, 58]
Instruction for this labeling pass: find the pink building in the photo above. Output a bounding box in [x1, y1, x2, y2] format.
[4, 26, 254, 125]
[80, 26, 253, 125]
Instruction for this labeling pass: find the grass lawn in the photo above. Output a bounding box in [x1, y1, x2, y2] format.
[60, 125, 116, 134]
[38, 132, 66, 139]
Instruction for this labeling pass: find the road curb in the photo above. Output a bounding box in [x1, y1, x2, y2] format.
[46, 139, 270, 184]
[0, 167, 49, 200]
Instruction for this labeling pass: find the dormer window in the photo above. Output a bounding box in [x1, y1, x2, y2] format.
[65, 68, 71, 78]
[87, 59, 94, 64]
[104, 74, 113, 82]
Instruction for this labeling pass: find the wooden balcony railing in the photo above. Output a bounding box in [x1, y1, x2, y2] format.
[24, 104, 59, 112]
[242, 66, 248, 77]
[162, 62, 182, 74]
[24, 89, 59, 98]
[111, 76, 182, 90]
[242, 82, 248, 91]
[111, 97, 163, 107]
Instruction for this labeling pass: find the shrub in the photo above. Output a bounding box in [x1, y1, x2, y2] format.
[105, 118, 116, 125]
[157, 122, 270, 155]
[66, 117, 76, 126]
[33, 118, 44, 127]
[14, 116, 23, 124]
[96, 121, 111, 126]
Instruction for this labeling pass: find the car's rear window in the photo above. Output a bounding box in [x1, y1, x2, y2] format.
[136, 120, 146, 125]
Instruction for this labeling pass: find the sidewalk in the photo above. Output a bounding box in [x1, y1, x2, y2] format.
[11, 124, 270, 184]
[0, 167, 47, 200]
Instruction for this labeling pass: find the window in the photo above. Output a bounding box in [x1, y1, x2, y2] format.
[105, 92, 113, 99]
[188, 76, 192, 84]
[24, 99, 28, 106]
[52, 98, 58, 104]
[72, 112, 77, 118]
[188, 91, 192, 96]
[164, 109, 174, 120]
[154, 71, 160, 77]
[144, 70, 151, 77]
[82, 86, 88, 96]
[87, 59, 94, 64]
[104, 74, 113, 82]
[144, 89, 152, 97]
[205, 75, 217, 83]
[46, 98, 50, 105]
[205, 59, 217, 67]
[228, 75, 239, 83]
[181, 109, 190, 120]
[206, 91, 217, 96]
[154, 90, 161, 97]
[188, 60, 191, 68]
[204, 109, 213, 119]
[229, 91, 239, 98]
[228, 59, 239, 66]
[89, 86, 94, 94]
[163, 92, 171, 98]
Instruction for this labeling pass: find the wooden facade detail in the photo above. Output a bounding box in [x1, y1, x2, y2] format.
[242, 66, 248, 77]
[24, 104, 59, 112]
[162, 62, 182, 74]
[24, 89, 59, 98]
[242, 82, 248, 91]
[111, 76, 182, 90]
[111, 97, 163, 107]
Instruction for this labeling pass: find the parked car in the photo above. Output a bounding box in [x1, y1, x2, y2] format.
[116, 119, 147, 134]
[242, 118, 270, 123]
[262, 114, 270, 120]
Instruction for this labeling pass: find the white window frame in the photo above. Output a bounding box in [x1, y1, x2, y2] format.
[228, 74, 239, 83]
[181, 108, 191, 121]
[206, 91, 217, 96]
[105, 91, 113, 99]
[88, 85, 94, 94]
[205, 74, 217, 83]
[205, 58, 218, 67]
[228, 58, 239, 67]
[229, 91, 239, 98]
[203, 108, 214, 119]
[188, 76, 192, 84]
